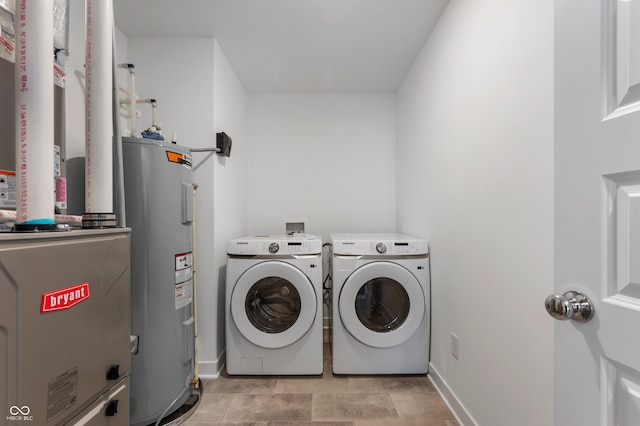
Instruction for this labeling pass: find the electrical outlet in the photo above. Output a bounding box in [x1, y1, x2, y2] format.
[451, 333, 459, 360]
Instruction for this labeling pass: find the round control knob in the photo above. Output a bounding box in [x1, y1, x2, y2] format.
[376, 242, 387, 254]
[268, 242, 279, 253]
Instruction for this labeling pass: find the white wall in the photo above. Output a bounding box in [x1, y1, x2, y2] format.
[210, 39, 248, 375]
[246, 93, 396, 242]
[395, 1, 554, 425]
[126, 36, 247, 377]
[125, 38, 214, 147]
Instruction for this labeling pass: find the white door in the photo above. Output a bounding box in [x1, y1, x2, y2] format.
[230, 261, 317, 349]
[338, 261, 426, 348]
[554, 0, 640, 424]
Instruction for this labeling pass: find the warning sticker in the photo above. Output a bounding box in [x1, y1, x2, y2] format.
[54, 177, 67, 209]
[175, 252, 193, 284]
[54, 145, 61, 177]
[166, 151, 192, 169]
[175, 252, 193, 309]
[47, 368, 77, 421]
[0, 3, 15, 63]
[175, 279, 193, 310]
[0, 169, 16, 208]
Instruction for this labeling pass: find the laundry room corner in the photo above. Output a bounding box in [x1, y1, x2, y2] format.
[210, 38, 249, 377]
[0, 0, 565, 423]
[122, 35, 249, 378]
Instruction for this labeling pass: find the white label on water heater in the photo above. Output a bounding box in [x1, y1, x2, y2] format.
[175, 252, 193, 283]
[175, 252, 193, 309]
[175, 279, 193, 310]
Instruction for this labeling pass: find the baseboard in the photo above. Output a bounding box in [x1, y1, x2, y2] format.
[428, 362, 478, 426]
[196, 350, 226, 379]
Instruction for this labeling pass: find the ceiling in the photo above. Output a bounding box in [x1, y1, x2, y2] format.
[112, 0, 450, 92]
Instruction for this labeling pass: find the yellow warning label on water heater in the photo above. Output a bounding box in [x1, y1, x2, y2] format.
[166, 151, 192, 169]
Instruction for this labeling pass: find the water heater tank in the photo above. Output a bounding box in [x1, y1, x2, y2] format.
[122, 137, 195, 426]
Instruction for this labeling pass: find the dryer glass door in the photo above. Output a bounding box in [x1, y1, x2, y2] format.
[231, 260, 317, 349]
[339, 261, 425, 348]
[355, 278, 410, 333]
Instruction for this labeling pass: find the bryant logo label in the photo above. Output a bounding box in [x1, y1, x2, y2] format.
[40, 283, 90, 313]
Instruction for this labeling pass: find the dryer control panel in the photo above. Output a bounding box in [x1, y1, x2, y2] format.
[331, 233, 428, 256]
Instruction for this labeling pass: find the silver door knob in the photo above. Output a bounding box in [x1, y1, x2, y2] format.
[545, 291, 594, 323]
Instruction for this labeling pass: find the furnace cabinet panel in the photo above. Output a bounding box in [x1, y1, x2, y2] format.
[0, 229, 131, 426]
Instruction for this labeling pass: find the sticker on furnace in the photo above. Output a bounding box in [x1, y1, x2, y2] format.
[40, 282, 90, 313]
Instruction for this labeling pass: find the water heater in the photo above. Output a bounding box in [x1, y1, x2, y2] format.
[122, 137, 195, 426]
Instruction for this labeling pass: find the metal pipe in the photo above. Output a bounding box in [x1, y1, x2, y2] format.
[189, 147, 221, 153]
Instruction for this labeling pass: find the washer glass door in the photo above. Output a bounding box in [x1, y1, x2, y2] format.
[245, 276, 301, 333]
[231, 260, 317, 349]
[339, 261, 425, 348]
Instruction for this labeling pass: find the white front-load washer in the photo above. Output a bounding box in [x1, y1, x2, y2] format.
[331, 233, 430, 374]
[225, 234, 323, 375]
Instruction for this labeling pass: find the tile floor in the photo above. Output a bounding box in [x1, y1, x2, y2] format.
[183, 341, 458, 426]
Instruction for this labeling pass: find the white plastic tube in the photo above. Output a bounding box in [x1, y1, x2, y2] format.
[85, 0, 113, 214]
[14, 0, 55, 226]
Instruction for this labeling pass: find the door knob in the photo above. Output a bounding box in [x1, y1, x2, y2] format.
[545, 291, 594, 323]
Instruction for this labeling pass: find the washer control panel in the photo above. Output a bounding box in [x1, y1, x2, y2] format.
[228, 235, 322, 255]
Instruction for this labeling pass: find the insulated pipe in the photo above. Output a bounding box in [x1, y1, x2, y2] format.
[14, 0, 55, 231]
[84, 0, 115, 227]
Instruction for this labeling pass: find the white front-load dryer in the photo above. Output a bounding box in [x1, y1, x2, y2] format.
[225, 234, 323, 375]
[331, 233, 430, 374]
